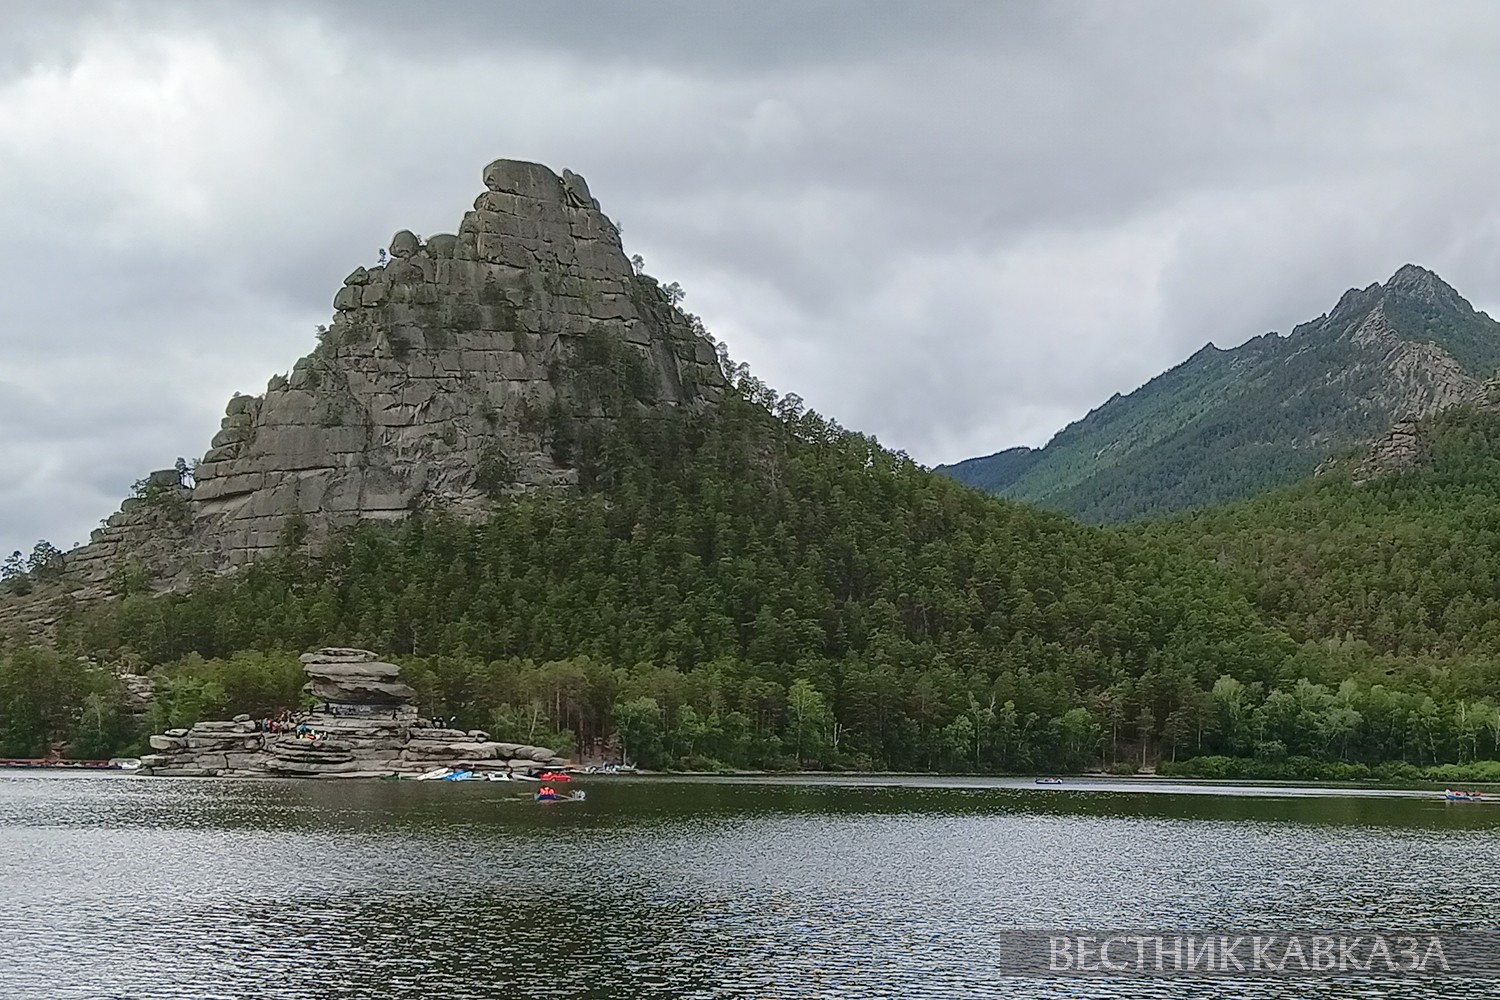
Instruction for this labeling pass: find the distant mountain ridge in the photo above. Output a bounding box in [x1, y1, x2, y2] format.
[939, 265, 1500, 522]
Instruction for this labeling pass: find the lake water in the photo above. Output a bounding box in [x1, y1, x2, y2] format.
[2, 772, 1498, 998]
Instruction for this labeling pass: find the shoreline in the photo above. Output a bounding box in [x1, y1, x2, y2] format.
[4, 764, 1492, 799]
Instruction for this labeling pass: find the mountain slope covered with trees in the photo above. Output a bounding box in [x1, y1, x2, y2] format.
[941, 265, 1500, 524]
[44, 368, 1285, 773]
[6, 361, 1500, 779]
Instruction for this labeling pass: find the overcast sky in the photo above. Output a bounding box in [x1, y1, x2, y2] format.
[2, 1, 1499, 556]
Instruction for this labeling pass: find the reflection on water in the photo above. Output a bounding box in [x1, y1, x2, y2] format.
[2, 773, 1497, 998]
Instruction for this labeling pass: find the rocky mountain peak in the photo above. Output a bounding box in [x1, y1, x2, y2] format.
[1383, 263, 1461, 306]
[942, 265, 1500, 523]
[64, 157, 727, 594]
[1320, 266, 1473, 334]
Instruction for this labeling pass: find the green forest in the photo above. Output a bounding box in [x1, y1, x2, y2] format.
[7, 345, 1500, 780]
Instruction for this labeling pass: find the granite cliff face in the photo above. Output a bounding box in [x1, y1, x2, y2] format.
[66, 159, 725, 592]
[940, 265, 1500, 522]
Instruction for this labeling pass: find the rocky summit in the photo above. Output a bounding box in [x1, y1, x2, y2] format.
[66, 159, 725, 593]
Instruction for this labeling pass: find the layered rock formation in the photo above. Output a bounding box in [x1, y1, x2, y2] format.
[302, 647, 416, 705]
[65, 158, 725, 593]
[139, 647, 567, 778]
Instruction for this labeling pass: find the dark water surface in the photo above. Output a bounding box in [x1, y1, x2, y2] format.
[2, 772, 1498, 998]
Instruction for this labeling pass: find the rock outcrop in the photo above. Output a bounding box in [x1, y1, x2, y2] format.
[138, 648, 568, 777]
[301, 647, 416, 705]
[1354, 373, 1500, 481]
[64, 158, 726, 594]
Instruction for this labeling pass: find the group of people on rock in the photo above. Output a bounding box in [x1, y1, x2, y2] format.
[256, 711, 298, 734]
[252, 712, 328, 741]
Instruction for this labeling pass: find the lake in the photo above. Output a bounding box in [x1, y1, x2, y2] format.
[2, 772, 1497, 998]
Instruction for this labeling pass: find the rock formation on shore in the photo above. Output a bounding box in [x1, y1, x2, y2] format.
[64, 158, 726, 595]
[139, 647, 568, 777]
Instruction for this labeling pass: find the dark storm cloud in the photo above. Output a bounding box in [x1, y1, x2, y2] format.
[2, 1, 1499, 556]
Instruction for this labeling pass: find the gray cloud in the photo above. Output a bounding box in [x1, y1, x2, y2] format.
[2, 1, 1499, 556]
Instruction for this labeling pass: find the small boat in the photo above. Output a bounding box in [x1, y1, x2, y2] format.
[534, 788, 586, 803]
[538, 771, 572, 782]
[1445, 789, 1483, 801]
[484, 772, 513, 782]
[439, 770, 481, 781]
[1034, 777, 1064, 785]
[416, 767, 455, 781]
[511, 773, 541, 782]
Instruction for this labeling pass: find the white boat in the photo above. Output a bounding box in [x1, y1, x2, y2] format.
[485, 772, 513, 782]
[416, 767, 455, 781]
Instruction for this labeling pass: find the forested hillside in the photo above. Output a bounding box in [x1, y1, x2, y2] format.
[8, 354, 1500, 780]
[26, 367, 1284, 773]
[1142, 406, 1500, 660]
[1125, 405, 1500, 779]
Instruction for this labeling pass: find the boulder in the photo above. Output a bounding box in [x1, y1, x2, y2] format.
[389, 230, 420, 258]
[560, 169, 592, 208]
